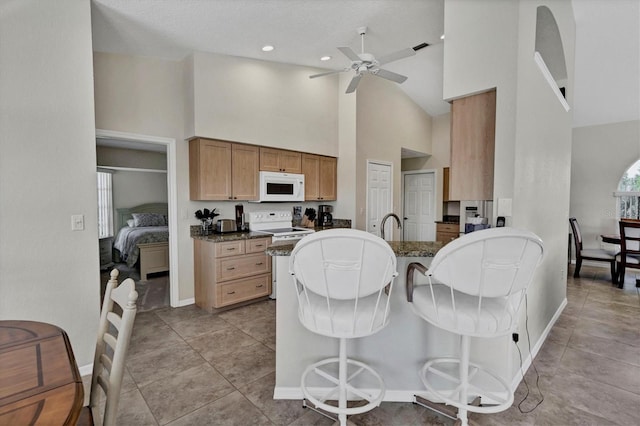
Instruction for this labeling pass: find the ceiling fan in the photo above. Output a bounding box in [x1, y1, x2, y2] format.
[310, 26, 430, 94]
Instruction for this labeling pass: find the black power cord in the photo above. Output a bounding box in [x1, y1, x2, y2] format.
[514, 295, 544, 414]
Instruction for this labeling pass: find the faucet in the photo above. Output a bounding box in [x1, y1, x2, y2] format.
[380, 213, 402, 240]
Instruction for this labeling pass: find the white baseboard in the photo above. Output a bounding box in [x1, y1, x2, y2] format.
[175, 297, 195, 307]
[509, 297, 567, 391]
[79, 363, 93, 377]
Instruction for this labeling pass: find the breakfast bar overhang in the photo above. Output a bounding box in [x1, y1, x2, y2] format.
[268, 240, 518, 403]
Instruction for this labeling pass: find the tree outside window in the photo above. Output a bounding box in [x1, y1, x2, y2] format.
[616, 160, 640, 220]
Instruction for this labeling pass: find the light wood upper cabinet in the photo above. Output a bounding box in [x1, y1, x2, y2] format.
[302, 154, 337, 201]
[259, 147, 302, 173]
[190, 139, 232, 200]
[443, 167, 450, 202]
[231, 144, 259, 200]
[189, 138, 258, 201]
[449, 89, 496, 201]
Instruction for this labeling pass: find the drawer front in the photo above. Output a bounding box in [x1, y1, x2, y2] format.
[437, 223, 459, 233]
[215, 240, 245, 258]
[217, 274, 271, 307]
[436, 231, 459, 245]
[246, 238, 271, 254]
[216, 253, 271, 282]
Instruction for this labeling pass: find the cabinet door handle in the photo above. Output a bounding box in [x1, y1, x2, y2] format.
[255, 262, 263, 266]
[256, 284, 264, 288]
[227, 291, 236, 295]
[226, 267, 236, 270]
[226, 247, 236, 251]
[255, 244, 264, 248]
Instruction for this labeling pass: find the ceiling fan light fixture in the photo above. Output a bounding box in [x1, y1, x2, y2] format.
[261, 45, 274, 52]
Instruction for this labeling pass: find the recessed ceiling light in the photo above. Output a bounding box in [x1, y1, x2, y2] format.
[440, 34, 445, 40]
[262, 45, 274, 52]
[320, 56, 331, 61]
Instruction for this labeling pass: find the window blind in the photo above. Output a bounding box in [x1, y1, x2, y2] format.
[97, 171, 114, 238]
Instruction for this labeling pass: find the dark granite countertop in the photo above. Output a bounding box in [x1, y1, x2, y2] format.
[267, 239, 443, 257]
[192, 231, 272, 243]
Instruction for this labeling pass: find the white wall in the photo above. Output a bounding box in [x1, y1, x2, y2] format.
[352, 75, 433, 233]
[97, 146, 169, 212]
[443, 0, 575, 381]
[112, 171, 168, 211]
[0, 0, 100, 365]
[571, 120, 640, 248]
[93, 52, 195, 301]
[188, 52, 339, 156]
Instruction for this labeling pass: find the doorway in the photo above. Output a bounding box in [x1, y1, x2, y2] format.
[402, 170, 436, 241]
[95, 129, 179, 308]
[366, 160, 393, 239]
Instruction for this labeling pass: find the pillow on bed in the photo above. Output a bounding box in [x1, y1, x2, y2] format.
[132, 213, 166, 227]
[127, 219, 135, 227]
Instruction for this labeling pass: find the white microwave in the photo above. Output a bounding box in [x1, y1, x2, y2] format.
[254, 171, 305, 202]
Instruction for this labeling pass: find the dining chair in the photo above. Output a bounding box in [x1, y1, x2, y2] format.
[569, 217, 617, 284]
[78, 269, 138, 426]
[289, 229, 398, 426]
[406, 227, 544, 426]
[615, 220, 640, 288]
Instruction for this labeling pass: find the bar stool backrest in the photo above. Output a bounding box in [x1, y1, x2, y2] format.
[289, 229, 398, 338]
[429, 227, 544, 299]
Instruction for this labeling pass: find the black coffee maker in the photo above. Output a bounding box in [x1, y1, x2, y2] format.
[318, 204, 333, 227]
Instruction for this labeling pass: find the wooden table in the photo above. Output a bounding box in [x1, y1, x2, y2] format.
[0, 320, 84, 425]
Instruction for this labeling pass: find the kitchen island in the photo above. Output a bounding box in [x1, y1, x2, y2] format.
[267, 239, 515, 403]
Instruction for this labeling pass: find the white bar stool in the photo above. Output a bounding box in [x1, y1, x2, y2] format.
[406, 227, 544, 426]
[289, 229, 398, 426]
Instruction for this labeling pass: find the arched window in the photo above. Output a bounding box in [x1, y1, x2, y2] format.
[615, 160, 640, 219]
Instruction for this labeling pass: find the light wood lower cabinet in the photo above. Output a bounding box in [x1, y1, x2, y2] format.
[436, 223, 459, 245]
[194, 237, 271, 310]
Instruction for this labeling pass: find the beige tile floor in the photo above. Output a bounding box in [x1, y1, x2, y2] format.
[84, 264, 640, 425]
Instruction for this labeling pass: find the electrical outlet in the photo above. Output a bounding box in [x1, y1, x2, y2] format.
[71, 214, 84, 231]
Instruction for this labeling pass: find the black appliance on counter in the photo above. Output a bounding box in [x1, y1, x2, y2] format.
[319, 204, 333, 227]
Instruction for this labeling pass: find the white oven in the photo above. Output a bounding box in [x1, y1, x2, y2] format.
[253, 171, 305, 203]
[248, 210, 314, 299]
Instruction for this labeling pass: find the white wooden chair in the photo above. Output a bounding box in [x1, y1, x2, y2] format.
[406, 227, 544, 426]
[289, 229, 398, 426]
[78, 269, 138, 426]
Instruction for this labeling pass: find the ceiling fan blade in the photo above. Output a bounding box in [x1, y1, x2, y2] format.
[337, 46, 362, 62]
[309, 68, 348, 79]
[345, 74, 362, 93]
[371, 68, 408, 84]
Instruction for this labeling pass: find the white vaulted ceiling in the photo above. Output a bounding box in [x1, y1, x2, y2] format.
[91, 0, 640, 128]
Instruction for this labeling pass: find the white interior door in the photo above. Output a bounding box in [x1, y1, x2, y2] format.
[367, 161, 392, 238]
[403, 171, 435, 241]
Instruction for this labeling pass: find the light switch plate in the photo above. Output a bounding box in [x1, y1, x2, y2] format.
[71, 214, 84, 231]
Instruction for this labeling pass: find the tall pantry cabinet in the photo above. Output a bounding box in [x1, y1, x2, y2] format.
[449, 89, 496, 201]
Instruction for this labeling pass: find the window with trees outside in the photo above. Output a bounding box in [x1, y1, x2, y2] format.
[616, 160, 640, 220]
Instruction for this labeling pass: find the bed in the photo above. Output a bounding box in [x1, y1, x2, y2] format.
[113, 203, 169, 280]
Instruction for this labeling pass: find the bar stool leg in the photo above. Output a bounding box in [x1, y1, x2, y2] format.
[457, 335, 470, 426]
[338, 338, 347, 426]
